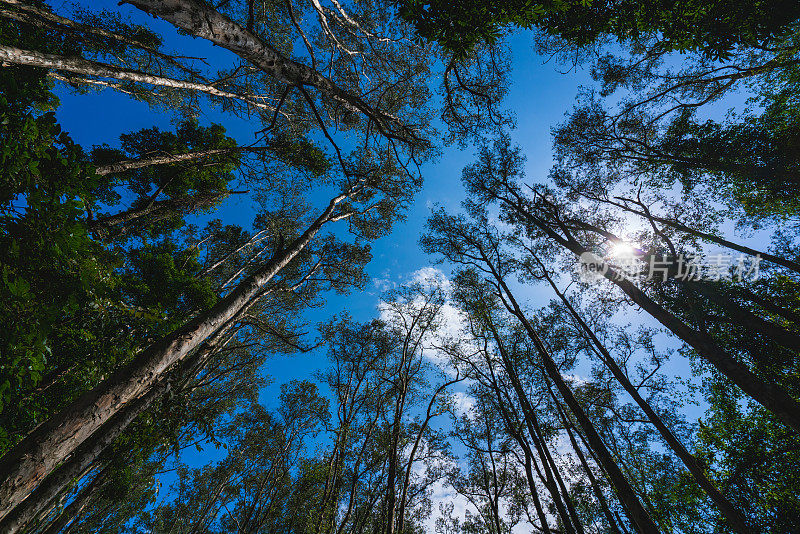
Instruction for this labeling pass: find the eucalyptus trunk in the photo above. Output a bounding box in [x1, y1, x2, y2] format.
[535, 259, 751, 533]
[122, 0, 418, 144]
[0, 44, 275, 111]
[483, 259, 659, 533]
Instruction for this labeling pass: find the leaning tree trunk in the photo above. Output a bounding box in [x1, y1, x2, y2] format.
[483, 323, 581, 534]
[483, 351, 566, 534]
[0, 44, 276, 112]
[551, 389, 624, 534]
[482, 256, 660, 533]
[685, 280, 800, 354]
[0, 0, 203, 79]
[89, 190, 242, 239]
[95, 146, 267, 176]
[533, 257, 752, 534]
[511, 308, 659, 533]
[0, 376, 168, 533]
[397, 376, 463, 531]
[0, 317, 235, 534]
[522, 448, 554, 533]
[37, 463, 108, 534]
[0, 190, 351, 521]
[492, 390, 556, 534]
[531, 408, 586, 534]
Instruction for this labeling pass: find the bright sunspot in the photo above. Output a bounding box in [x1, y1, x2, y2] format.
[609, 241, 637, 258]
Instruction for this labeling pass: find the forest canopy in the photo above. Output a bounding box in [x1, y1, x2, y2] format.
[0, 0, 799, 533]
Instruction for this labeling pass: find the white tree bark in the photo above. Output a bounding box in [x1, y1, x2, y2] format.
[0, 44, 276, 112]
[94, 145, 275, 176]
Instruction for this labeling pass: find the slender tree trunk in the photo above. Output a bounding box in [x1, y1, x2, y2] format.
[484, 261, 659, 533]
[523, 449, 553, 533]
[554, 394, 623, 534]
[483, 327, 578, 534]
[573, 425, 635, 534]
[90, 190, 238, 238]
[121, 0, 419, 144]
[0, 320, 233, 533]
[686, 280, 800, 353]
[481, 418, 505, 534]
[532, 412, 586, 534]
[483, 355, 556, 533]
[38, 463, 111, 534]
[0, 44, 276, 112]
[0, 190, 352, 520]
[0, 0, 204, 78]
[385, 414, 400, 534]
[397, 377, 462, 530]
[730, 286, 800, 325]
[95, 146, 267, 176]
[532, 257, 752, 533]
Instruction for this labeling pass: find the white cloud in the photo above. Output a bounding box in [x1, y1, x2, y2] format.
[372, 277, 396, 292]
[376, 267, 469, 376]
[410, 266, 452, 293]
[561, 373, 589, 386]
[450, 391, 477, 420]
[426, 479, 473, 533]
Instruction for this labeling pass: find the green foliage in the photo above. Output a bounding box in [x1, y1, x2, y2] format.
[695, 386, 800, 532]
[397, 0, 800, 60]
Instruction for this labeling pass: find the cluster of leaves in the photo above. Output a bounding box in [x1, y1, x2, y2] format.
[396, 0, 800, 60]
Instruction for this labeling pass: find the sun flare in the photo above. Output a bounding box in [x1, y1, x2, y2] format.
[609, 241, 637, 258]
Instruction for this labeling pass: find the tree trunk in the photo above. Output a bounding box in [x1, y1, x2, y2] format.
[483, 325, 579, 534]
[0, 44, 276, 112]
[531, 411, 586, 534]
[484, 355, 558, 533]
[89, 191, 235, 238]
[0, 320, 231, 533]
[0, 378, 167, 533]
[732, 285, 800, 326]
[397, 376, 462, 531]
[385, 417, 399, 534]
[486, 264, 659, 533]
[121, 0, 419, 145]
[37, 463, 110, 534]
[523, 449, 553, 533]
[0, 190, 351, 520]
[551, 390, 623, 534]
[0, 0, 204, 79]
[534, 258, 752, 534]
[686, 280, 800, 354]
[95, 146, 266, 176]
